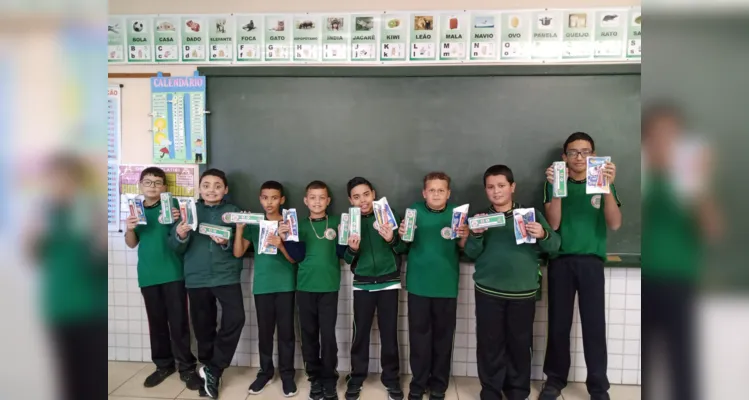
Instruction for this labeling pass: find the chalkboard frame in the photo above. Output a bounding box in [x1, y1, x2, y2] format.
[198, 63, 640, 78]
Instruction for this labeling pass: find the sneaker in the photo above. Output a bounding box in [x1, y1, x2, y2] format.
[538, 382, 562, 400]
[143, 367, 176, 388]
[282, 377, 299, 397]
[428, 393, 445, 400]
[590, 393, 610, 400]
[180, 369, 203, 391]
[387, 386, 404, 400]
[248, 375, 272, 395]
[309, 380, 324, 400]
[344, 384, 361, 400]
[408, 391, 424, 400]
[323, 385, 338, 399]
[199, 365, 220, 399]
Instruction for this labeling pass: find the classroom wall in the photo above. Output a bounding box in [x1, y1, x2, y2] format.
[108, 0, 641, 387]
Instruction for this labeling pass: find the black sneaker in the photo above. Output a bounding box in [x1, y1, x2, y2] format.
[428, 393, 445, 400]
[309, 380, 324, 400]
[323, 385, 338, 399]
[538, 382, 562, 400]
[387, 386, 404, 400]
[248, 375, 272, 395]
[143, 367, 176, 388]
[180, 369, 203, 391]
[408, 391, 424, 400]
[591, 393, 610, 400]
[344, 384, 361, 400]
[198, 365, 220, 399]
[282, 377, 298, 397]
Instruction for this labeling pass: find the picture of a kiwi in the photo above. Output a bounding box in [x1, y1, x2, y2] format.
[387, 18, 401, 29]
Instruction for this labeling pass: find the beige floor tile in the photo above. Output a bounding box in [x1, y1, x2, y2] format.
[110, 364, 187, 399]
[562, 383, 641, 400]
[177, 367, 254, 400]
[607, 384, 641, 400]
[454, 376, 481, 399]
[108, 362, 149, 394]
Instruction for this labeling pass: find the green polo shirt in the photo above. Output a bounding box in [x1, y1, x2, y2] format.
[243, 223, 297, 295]
[404, 201, 462, 298]
[297, 214, 342, 292]
[544, 178, 621, 260]
[133, 199, 184, 287]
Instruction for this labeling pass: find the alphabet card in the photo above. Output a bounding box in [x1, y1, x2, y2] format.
[154, 16, 180, 62]
[351, 15, 378, 61]
[181, 16, 208, 62]
[594, 10, 626, 58]
[381, 14, 407, 61]
[264, 15, 292, 61]
[470, 13, 499, 60]
[411, 14, 439, 60]
[235, 15, 263, 62]
[562, 10, 594, 59]
[293, 15, 321, 61]
[208, 15, 233, 62]
[500, 12, 531, 60]
[531, 10, 563, 60]
[439, 13, 468, 61]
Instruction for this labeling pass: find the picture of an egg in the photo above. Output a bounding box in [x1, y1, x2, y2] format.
[510, 16, 521, 28]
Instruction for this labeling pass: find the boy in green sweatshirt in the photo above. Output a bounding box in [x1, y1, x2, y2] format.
[342, 177, 408, 400]
[292, 181, 347, 400]
[464, 165, 560, 400]
[172, 168, 244, 399]
[233, 181, 304, 397]
[397, 172, 468, 400]
[124, 167, 201, 390]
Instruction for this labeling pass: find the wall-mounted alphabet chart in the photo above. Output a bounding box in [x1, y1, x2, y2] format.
[110, 7, 640, 65]
[151, 71, 207, 164]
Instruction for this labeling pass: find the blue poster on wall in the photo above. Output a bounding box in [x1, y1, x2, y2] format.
[151, 71, 207, 164]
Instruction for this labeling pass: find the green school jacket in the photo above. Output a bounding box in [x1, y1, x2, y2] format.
[171, 199, 242, 288]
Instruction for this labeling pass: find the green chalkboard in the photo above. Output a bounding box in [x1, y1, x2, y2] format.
[199, 65, 640, 254]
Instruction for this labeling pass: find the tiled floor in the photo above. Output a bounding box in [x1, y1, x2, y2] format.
[109, 362, 641, 400]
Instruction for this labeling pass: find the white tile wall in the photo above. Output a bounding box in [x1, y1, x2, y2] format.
[108, 232, 642, 384]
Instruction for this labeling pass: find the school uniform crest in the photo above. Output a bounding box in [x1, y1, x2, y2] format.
[324, 228, 337, 240]
[440, 227, 453, 239]
[591, 194, 602, 209]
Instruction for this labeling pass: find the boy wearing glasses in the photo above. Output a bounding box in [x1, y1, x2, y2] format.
[539, 132, 621, 400]
[125, 167, 202, 391]
[398, 172, 469, 400]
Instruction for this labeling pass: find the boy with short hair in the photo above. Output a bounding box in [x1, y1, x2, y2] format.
[172, 168, 245, 399]
[293, 181, 346, 400]
[233, 181, 302, 397]
[398, 172, 468, 400]
[124, 166, 202, 390]
[343, 177, 407, 400]
[540, 132, 621, 400]
[465, 165, 560, 400]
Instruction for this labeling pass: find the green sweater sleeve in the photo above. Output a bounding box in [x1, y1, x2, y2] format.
[343, 246, 358, 264]
[536, 209, 561, 254]
[169, 222, 191, 254]
[464, 233, 485, 260]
